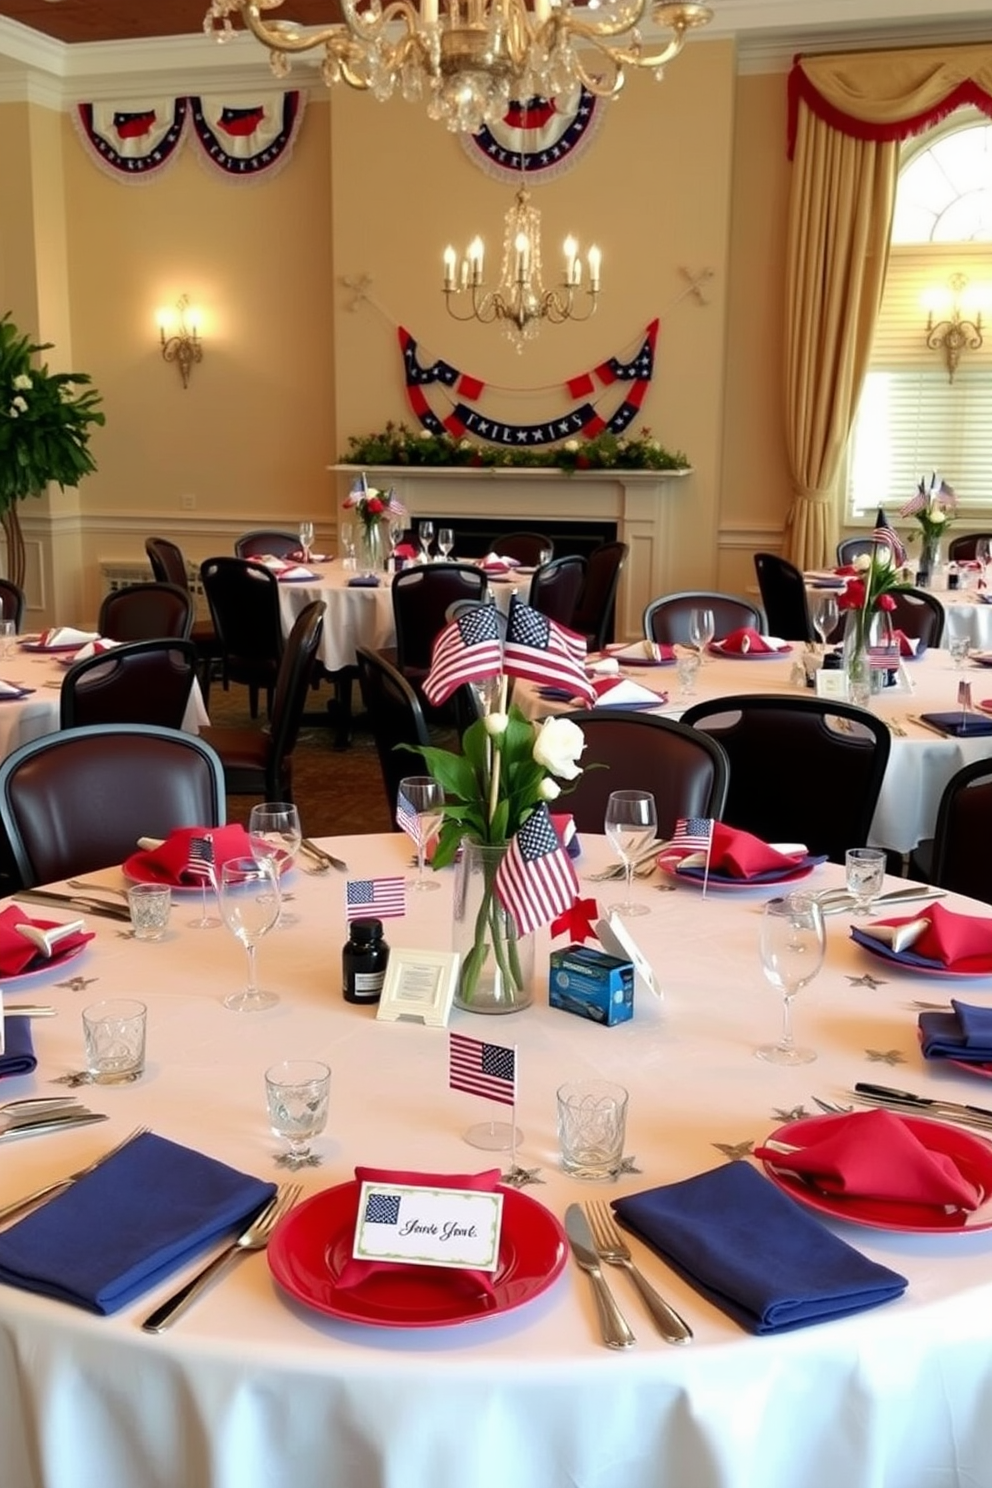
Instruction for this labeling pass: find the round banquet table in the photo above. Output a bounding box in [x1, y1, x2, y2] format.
[2, 834, 992, 1488]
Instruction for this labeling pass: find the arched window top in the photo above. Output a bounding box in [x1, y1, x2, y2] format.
[893, 115, 992, 245]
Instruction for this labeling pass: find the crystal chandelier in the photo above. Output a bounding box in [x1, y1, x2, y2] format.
[444, 188, 599, 348]
[205, 0, 713, 135]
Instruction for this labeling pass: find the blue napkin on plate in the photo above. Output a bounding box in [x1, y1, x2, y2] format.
[919, 1000, 992, 1062]
[917, 711, 992, 737]
[0, 1131, 276, 1314]
[347, 575, 381, 588]
[0, 1017, 36, 1079]
[612, 1162, 907, 1335]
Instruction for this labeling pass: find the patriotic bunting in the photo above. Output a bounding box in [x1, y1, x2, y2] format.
[74, 99, 189, 179]
[74, 93, 303, 181]
[462, 87, 603, 185]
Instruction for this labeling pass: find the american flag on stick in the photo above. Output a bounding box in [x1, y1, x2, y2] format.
[423, 603, 503, 707]
[395, 788, 419, 843]
[503, 596, 594, 702]
[185, 833, 215, 884]
[345, 876, 407, 922]
[448, 1032, 516, 1107]
[495, 803, 579, 936]
[872, 512, 907, 568]
[664, 816, 714, 895]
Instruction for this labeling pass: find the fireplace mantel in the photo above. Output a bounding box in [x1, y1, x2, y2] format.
[329, 465, 691, 639]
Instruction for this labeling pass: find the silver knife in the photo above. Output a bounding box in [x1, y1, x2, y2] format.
[850, 1083, 992, 1131]
[300, 838, 348, 873]
[14, 890, 131, 922]
[0, 1111, 108, 1142]
[564, 1204, 636, 1349]
[3, 1005, 57, 1017]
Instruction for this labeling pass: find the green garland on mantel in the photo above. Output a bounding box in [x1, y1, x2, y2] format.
[340, 422, 690, 474]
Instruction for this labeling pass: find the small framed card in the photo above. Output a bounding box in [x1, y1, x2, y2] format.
[354, 1182, 503, 1272]
[815, 669, 848, 700]
[376, 948, 460, 1026]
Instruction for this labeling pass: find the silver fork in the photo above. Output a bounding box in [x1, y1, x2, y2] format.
[811, 1097, 854, 1114]
[140, 1183, 301, 1332]
[0, 1125, 149, 1226]
[584, 1201, 693, 1344]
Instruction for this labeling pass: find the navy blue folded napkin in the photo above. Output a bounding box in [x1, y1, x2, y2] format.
[0, 1017, 37, 1079]
[538, 685, 580, 702]
[612, 1162, 907, 1335]
[0, 1131, 276, 1314]
[919, 1000, 992, 1063]
[347, 574, 381, 588]
[918, 711, 992, 738]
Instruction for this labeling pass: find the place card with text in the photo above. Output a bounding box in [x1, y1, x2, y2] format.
[353, 1182, 503, 1272]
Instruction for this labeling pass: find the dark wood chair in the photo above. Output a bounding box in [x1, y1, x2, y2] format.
[573, 541, 628, 652]
[0, 723, 225, 889]
[200, 556, 285, 718]
[390, 563, 489, 688]
[200, 601, 325, 803]
[145, 537, 221, 703]
[644, 591, 765, 646]
[753, 552, 814, 641]
[908, 758, 992, 904]
[356, 645, 432, 819]
[60, 638, 199, 731]
[837, 536, 886, 566]
[234, 530, 301, 560]
[0, 579, 26, 631]
[888, 587, 945, 646]
[98, 582, 193, 642]
[487, 532, 554, 565]
[527, 555, 587, 630]
[948, 533, 992, 563]
[563, 709, 730, 836]
[681, 693, 891, 864]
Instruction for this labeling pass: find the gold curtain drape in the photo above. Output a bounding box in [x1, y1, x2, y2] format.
[782, 42, 992, 571]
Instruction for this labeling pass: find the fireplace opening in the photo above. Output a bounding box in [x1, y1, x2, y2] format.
[416, 515, 618, 564]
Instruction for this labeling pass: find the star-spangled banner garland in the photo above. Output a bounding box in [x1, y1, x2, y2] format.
[73, 93, 304, 180]
[461, 87, 604, 185]
[399, 320, 658, 447]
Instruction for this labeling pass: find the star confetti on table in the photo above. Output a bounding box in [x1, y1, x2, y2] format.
[116, 929, 135, 940]
[550, 897, 599, 944]
[772, 1105, 812, 1124]
[608, 1155, 643, 1178]
[865, 1048, 907, 1066]
[847, 973, 887, 989]
[713, 1140, 755, 1162]
[500, 1165, 545, 1189]
[56, 975, 98, 993]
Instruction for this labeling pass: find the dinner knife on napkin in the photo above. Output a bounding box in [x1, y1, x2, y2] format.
[0, 1110, 108, 1142]
[14, 890, 131, 923]
[852, 1082, 992, 1129]
[564, 1204, 635, 1349]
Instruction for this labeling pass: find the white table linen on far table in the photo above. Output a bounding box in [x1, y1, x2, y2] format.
[2, 833, 992, 1488]
[514, 645, 992, 855]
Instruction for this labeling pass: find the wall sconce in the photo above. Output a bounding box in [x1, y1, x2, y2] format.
[158, 295, 203, 389]
[924, 272, 984, 384]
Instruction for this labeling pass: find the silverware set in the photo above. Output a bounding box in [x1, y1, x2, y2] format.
[0, 1095, 109, 1143]
[14, 888, 131, 922]
[300, 838, 348, 874]
[564, 1201, 692, 1349]
[585, 841, 665, 883]
[0, 1124, 146, 1224]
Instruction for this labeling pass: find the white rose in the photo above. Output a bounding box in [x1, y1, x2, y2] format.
[931, 510, 947, 526]
[8, 405, 19, 418]
[484, 712, 509, 737]
[12, 374, 31, 391]
[538, 777, 562, 801]
[853, 553, 872, 573]
[564, 440, 580, 453]
[12, 395, 28, 412]
[532, 716, 585, 780]
[419, 429, 432, 439]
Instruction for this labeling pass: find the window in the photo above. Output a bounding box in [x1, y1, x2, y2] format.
[847, 116, 992, 518]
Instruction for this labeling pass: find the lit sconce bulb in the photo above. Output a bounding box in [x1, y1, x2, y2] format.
[443, 245, 456, 290]
[587, 245, 601, 290]
[468, 236, 485, 284]
[563, 236, 579, 286]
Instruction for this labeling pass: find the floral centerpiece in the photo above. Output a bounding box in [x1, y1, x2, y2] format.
[899, 472, 956, 578]
[0, 312, 104, 586]
[343, 474, 407, 572]
[340, 421, 690, 473]
[837, 544, 909, 703]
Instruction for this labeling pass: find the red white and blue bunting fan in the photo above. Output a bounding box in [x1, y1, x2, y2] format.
[399, 319, 658, 446]
[189, 92, 306, 178]
[462, 86, 603, 183]
[74, 99, 189, 179]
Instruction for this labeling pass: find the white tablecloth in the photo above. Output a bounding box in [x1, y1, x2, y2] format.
[2, 833, 992, 1488]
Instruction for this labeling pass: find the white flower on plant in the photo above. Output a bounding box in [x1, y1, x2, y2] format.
[930, 509, 948, 526]
[12, 374, 31, 391]
[8, 405, 20, 418]
[532, 715, 585, 780]
[564, 439, 580, 453]
[419, 428, 432, 439]
[459, 439, 471, 452]
[11, 395, 28, 413]
[483, 712, 509, 737]
[853, 553, 872, 573]
[538, 777, 562, 801]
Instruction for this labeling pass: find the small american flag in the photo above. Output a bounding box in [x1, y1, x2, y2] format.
[423, 603, 503, 707]
[898, 488, 927, 519]
[345, 876, 406, 922]
[872, 513, 907, 568]
[395, 789, 419, 843]
[669, 817, 714, 855]
[186, 833, 215, 883]
[495, 803, 579, 937]
[503, 596, 594, 702]
[449, 1032, 516, 1107]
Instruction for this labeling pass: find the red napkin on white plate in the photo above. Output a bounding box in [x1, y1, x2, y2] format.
[887, 629, 921, 658]
[590, 677, 665, 707]
[479, 553, 521, 575]
[754, 1109, 981, 1210]
[128, 824, 252, 886]
[661, 822, 806, 879]
[37, 627, 99, 650]
[253, 556, 316, 581]
[0, 905, 94, 976]
[860, 902, 992, 973]
[713, 628, 788, 655]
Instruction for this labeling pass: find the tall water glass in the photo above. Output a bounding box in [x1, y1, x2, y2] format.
[845, 847, 886, 917]
[248, 802, 301, 927]
[688, 607, 715, 662]
[398, 775, 444, 892]
[756, 892, 825, 1065]
[219, 857, 282, 1012]
[604, 789, 657, 918]
[298, 521, 315, 563]
[418, 520, 435, 563]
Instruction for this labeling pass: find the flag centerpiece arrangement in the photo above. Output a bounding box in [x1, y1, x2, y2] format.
[402, 593, 588, 1011]
[343, 473, 407, 574]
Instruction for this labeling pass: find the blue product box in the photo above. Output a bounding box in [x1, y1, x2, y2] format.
[549, 945, 634, 1026]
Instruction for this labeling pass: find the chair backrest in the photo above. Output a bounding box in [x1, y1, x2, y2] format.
[928, 758, 992, 904]
[391, 563, 489, 677]
[0, 579, 26, 631]
[562, 709, 730, 837]
[98, 582, 194, 641]
[644, 591, 765, 646]
[888, 586, 945, 646]
[0, 724, 226, 888]
[527, 555, 587, 630]
[356, 645, 432, 819]
[680, 694, 891, 863]
[59, 638, 199, 731]
[263, 600, 325, 799]
[235, 529, 300, 560]
[488, 532, 554, 565]
[948, 533, 992, 563]
[200, 557, 284, 672]
[145, 537, 190, 591]
[753, 553, 814, 641]
[837, 536, 885, 567]
[573, 542, 628, 652]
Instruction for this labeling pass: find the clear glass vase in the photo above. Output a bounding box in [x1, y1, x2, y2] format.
[358, 520, 384, 576]
[917, 536, 942, 590]
[843, 607, 890, 707]
[453, 840, 534, 1014]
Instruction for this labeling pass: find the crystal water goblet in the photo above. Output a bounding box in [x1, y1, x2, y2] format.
[219, 857, 282, 1011]
[298, 520, 314, 564]
[604, 789, 657, 917]
[756, 892, 825, 1065]
[810, 591, 839, 651]
[398, 775, 444, 892]
[418, 520, 435, 563]
[845, 847, 886, 917]
[248, 802, 301, 926]
[340, 521, 356, 570]
[265, 1060, 330, 1169]
[949, 634, 970, 669]
[688, 607, 715, 662]
[438, 527, 454, 561]
[0, 619, 16, 659]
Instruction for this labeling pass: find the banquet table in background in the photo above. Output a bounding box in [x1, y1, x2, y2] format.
[2, 833, 992, 1488]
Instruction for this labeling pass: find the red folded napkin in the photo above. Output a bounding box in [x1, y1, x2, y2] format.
[128, 825, 252, 887]
[713, 628, 787, 655]
[887, 629, 919, 658]
[335, 1166, 501, 1295]
[661, 822, 806, 880]
[754, 1109, 981, 1211]
[393, 543, 418, 560]
[0, 906, 94, 977]
[864, 902, 992, 973]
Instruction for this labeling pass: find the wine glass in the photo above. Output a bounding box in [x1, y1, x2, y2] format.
[388, 517, 406, 570]
[248, 802, 301, 926]
[688, 607, 715, 662]
[219, 857, 282, 1011]
[265, 1060, 330, 1169]
[438, 527, 454, 561]
[418, 520, 435, 564]
[340, 521, 356, 570]
[397, 775, 444, 892]
[756, 892, 825, 1065]
[844, 847, 886, 917]
[604, 789, 657, 918]
[0, 620, 16, 659]
[298, 520, 315, 564]
[810, 591, 839, 651]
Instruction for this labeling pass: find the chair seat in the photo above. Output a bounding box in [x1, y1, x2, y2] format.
[198, 726, 270, 778]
